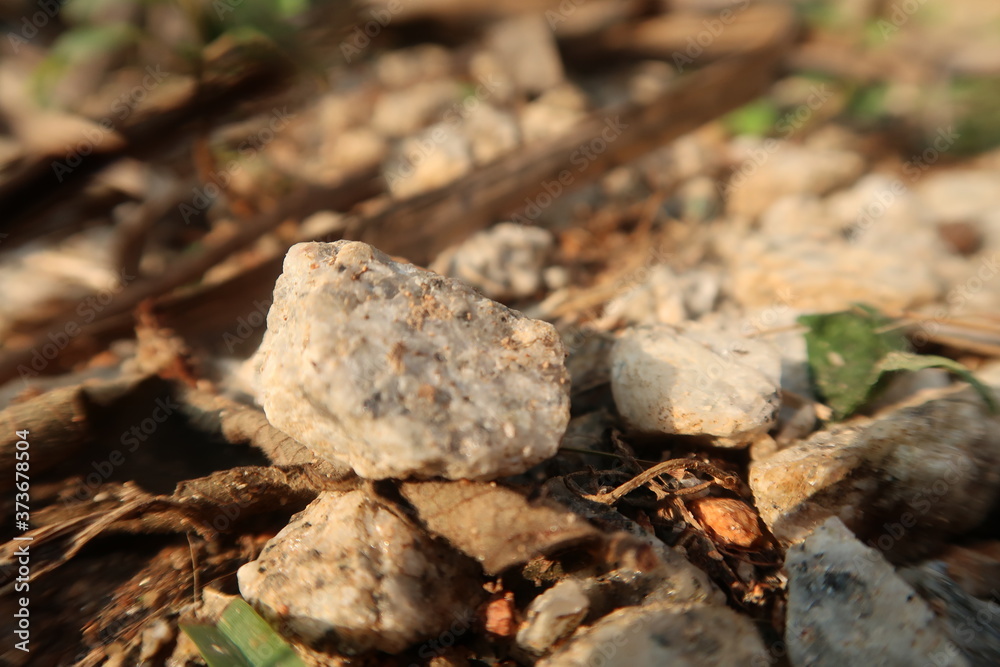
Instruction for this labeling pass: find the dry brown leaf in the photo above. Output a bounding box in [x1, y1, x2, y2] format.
[400, 480, 651, 575]
[687, 496, 764, 550]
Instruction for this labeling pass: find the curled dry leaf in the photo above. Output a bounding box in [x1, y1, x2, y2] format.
[686, 496, 764, 550]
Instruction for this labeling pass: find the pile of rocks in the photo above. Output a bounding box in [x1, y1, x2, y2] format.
[240, 213, 1000, 664]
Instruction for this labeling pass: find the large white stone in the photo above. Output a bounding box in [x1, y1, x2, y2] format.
[610, 326, 781, 441]
[253, 241, 571, 480]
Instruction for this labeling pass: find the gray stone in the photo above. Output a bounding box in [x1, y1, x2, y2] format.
[610, 325, 781, 442]
[785, 517, 967, 667]
[253, 241, 571, 480]
[750, 387, 1000, 552]
[238, 490, 483, 654]
[537, 601, 768, 667]
[900, 561, 1000, 665]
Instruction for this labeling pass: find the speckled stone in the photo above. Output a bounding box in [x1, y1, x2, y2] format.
[750, 387, 1000, 553]
[610, 325, 781, 442]
[785, 517, 967, 666]
[237, 490, 484, 654]
[253, 241, 570, 480]
[537, 601, 768, 667]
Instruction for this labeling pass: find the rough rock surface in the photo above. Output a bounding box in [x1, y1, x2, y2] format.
[785, 517, 968, 666]
[610, 325, 781, 442]
[750, 387, 1000, 552]
[238, 490, 484, 654]
[254, 241, 570, 480]
[537, 602, 768, 667]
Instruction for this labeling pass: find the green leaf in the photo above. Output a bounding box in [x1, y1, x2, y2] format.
[799, 305, 998, 419]
[180, 622, 250, 667]
[724, 98, 780, 137]
[798, 304, 908, 419]
[874, 351, 999, 414]
[181, 599, 306, 667]
[50, 23, 142, 61]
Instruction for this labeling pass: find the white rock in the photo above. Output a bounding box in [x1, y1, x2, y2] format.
[915, 170, 1000, 223]
[601, 265, 688, 327]
[429, 223, 553, 300]
[383, 122, 472, 198]
[253, 241, 571, 480]
[538, 602, 768, 667]
[517, 579, 590, 655]
[750, 387, 1000, 551]
[462, 103, 520, 165]
[715, 189, 944, 311]
[375, 44, 452, 88]
[785, 517, 968, 667]
[371, 81, 459, 138]
[723, 141, 864, 218]
[610, 326, 781, 442]
[486, 14, 565, 95]
[238, 490, 483, 654]
[320, 126, 386, 178]
[520, 84, 588, 142]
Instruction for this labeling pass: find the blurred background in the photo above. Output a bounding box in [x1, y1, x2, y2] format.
[1, 0, 999, 400]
